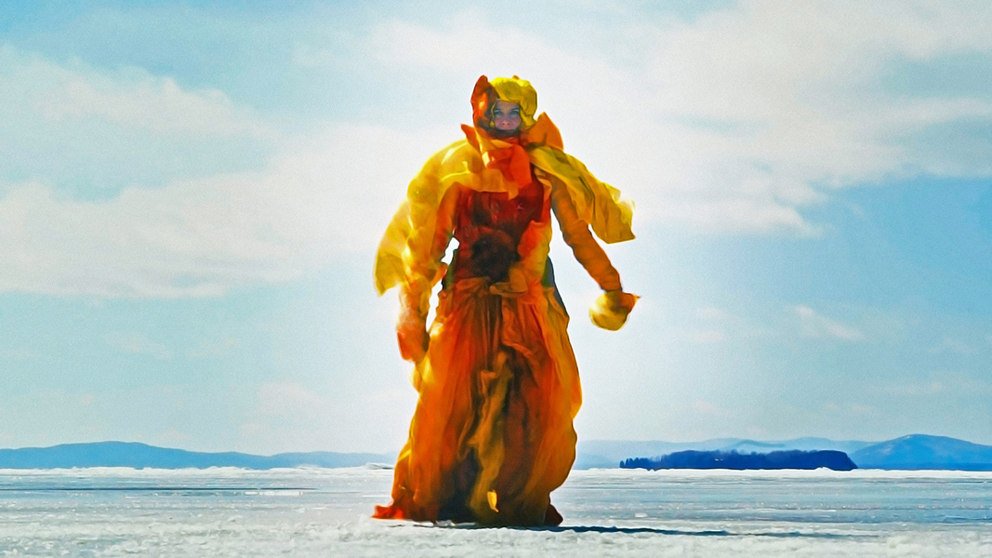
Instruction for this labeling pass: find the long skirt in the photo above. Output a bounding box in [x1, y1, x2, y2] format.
[374, 277, 582, 526]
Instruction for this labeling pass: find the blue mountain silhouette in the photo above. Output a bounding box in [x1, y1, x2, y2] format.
[0, 442, 394, 470]
[3, 435, 991, 470]
[851, 434, 992, 470]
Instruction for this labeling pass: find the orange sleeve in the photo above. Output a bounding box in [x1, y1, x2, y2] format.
[548, 173, 638, 330]
[548, 174, 622, 292]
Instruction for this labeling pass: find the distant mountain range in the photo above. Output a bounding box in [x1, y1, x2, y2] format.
[0, 442, 395, 470]
[577, 435, 992, 471]
[2, 434, 991, 471]
[850, 435, 992, 470]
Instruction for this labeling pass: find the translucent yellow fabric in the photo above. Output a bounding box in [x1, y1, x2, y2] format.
[373, 76, 636, 526]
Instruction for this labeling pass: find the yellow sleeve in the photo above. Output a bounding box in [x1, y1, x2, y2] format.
[374, 143, 463, 324]
[529, 146, 635, 245]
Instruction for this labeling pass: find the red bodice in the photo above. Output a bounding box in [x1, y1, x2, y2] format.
[451, 179, 549, 282]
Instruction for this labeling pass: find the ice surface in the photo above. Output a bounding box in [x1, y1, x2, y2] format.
[1, 467, 990, 556]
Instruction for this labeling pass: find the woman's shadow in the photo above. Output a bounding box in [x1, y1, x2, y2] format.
[417, 523, 870, 540]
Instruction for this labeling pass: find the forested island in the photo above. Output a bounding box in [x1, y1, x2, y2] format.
[620, 449, 857, 471]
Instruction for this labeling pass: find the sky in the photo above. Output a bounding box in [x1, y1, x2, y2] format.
[1, 0, 991, 455]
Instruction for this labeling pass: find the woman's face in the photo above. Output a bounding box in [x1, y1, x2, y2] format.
[492, 100, 522, 133]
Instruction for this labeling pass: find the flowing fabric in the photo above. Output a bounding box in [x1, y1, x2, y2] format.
[373, 75, 636, 526]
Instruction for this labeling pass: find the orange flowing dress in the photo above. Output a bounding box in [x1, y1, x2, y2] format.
[373, 76, 636, 526]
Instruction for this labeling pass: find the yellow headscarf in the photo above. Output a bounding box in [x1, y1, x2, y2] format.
[489, 76, 538, 130]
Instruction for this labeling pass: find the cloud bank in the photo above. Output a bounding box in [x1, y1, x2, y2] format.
[2, 2, 992, 298]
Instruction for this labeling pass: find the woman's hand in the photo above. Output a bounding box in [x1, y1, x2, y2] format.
[589, 289, 638, 331]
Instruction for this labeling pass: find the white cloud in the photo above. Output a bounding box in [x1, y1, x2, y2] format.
[689, 329, 726, 344]
[0, 348, 36, 361]
[5, 3, 992, 299]
[0, 47, 278, 194]
[0, 45, 447, 298]
[693, 399, 730, 417]
[368, 3, 992, 235]
[104, 332, 172, 360]
[696, 307, 732, 321]
[257, 382, 324, 418]
[156, 429, 194, 445]
[870, 371, 992, 399]
[0, 46, 271, 139]
[36, 68, 271, 139]
[689, 306, 776, 342]
[187, 337, 240, 358]
[0, 124, 449, 297]
[645, 1, 992, 188]
[656, 198, 822, 236]
[929, 337, 974, 354]
[882, 381, 948, 396]
[793, 305, 865, 341]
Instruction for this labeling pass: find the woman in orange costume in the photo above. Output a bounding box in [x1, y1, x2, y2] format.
[373, 75, 637, 526]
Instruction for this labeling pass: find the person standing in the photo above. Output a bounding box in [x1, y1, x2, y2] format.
[373, 75, 637, 526]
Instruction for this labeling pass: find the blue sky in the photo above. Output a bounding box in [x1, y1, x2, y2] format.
[1, 0, 991, 454]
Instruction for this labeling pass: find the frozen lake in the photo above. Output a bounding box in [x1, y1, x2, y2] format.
[1, 467, 991, 556]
